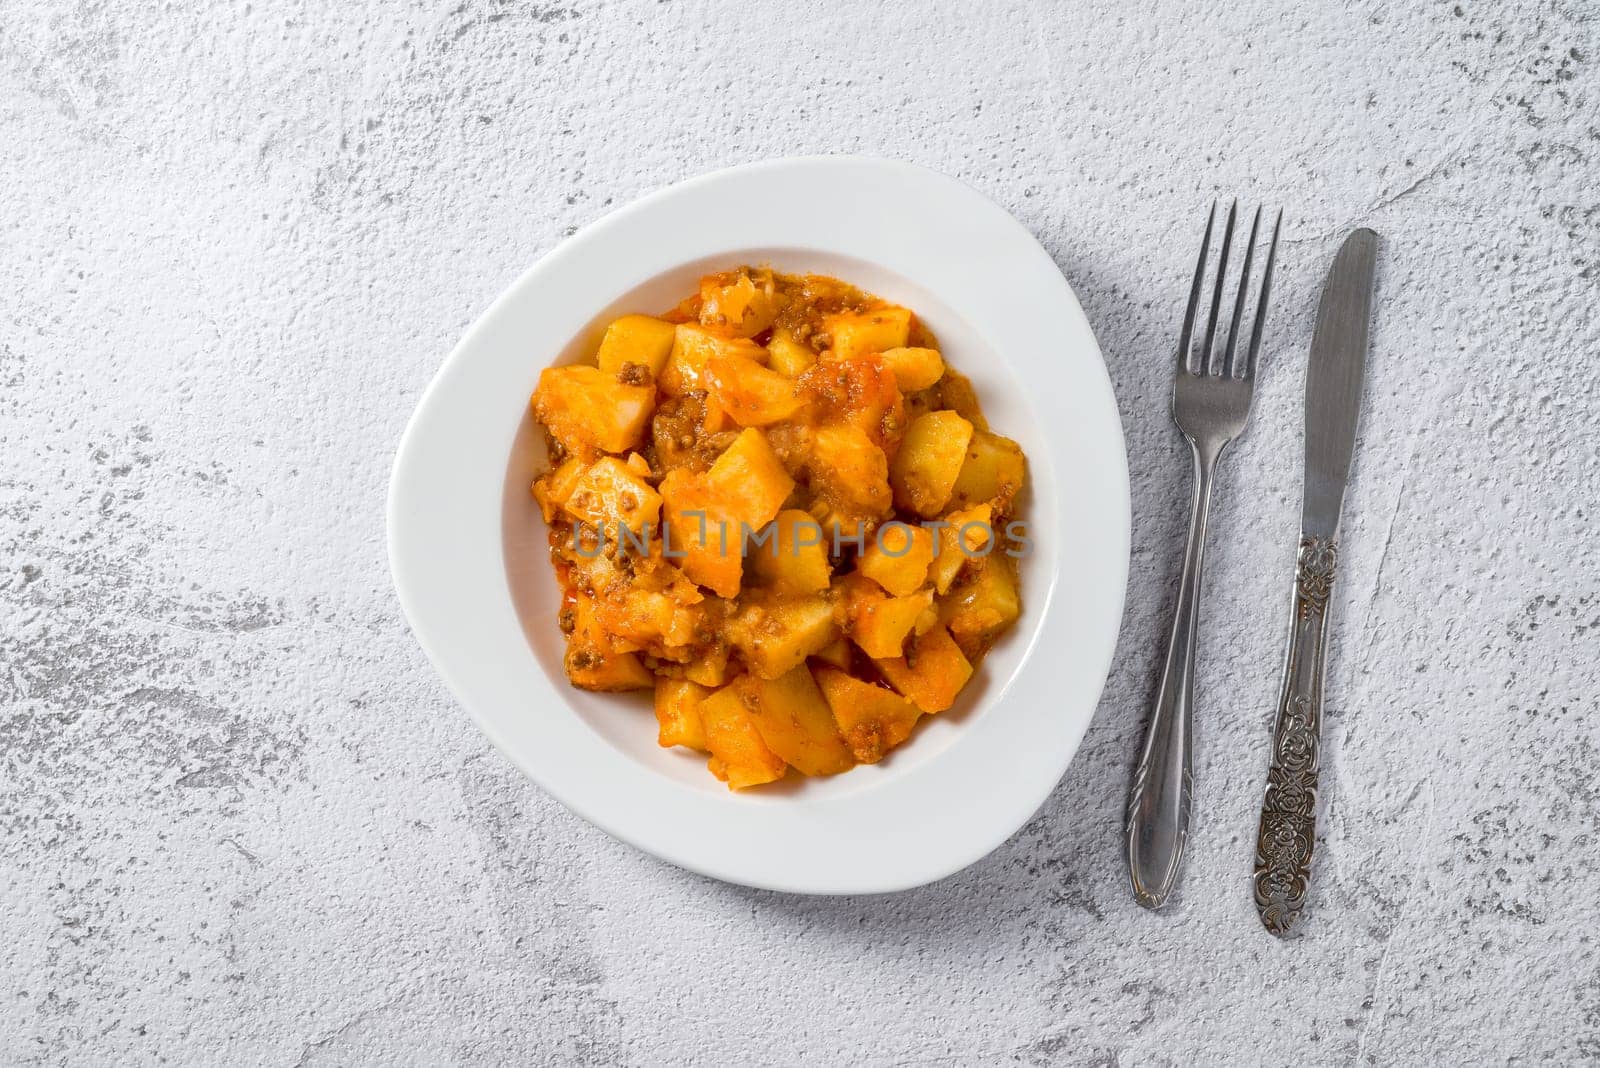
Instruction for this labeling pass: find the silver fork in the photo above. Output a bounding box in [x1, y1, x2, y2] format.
[1126, 201, 1282, 909]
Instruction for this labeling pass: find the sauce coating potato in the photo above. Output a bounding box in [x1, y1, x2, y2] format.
[527, 268, 1027, 788]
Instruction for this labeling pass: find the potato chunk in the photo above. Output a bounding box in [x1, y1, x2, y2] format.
[766, 327, 817, 376]
[950, 429, 1027, 514]
[699, 683, 788, 789]
[661, 324, 767, 395]
[730, 592, 839, 680]
[749, 509, 832, 594]
[684, 643, 732, 687]
[873, 624, 973, 713]
[927, 503, 993, 594]
[596, 314, 677, 378]
[837, 572, 933, 660]
[655, 678, 711, 750]
[532, 366, 655, 455]
[562, 456, 662, 537]
[935, 370, 988, 431]
[879, 346, 945, 392]
[704, 352, 804, 427]
[890, 410, 974, 517]
[699, 269, 778, 338]
[811, 635, 853, 672]
[531, 455, 587, 523]
[564, 593, 655, 692]
[800, 355, 905, 450]
[944, 559, 1021, 657]
[813, 666, 923, 764]
[704, 428, 795, 531]
[741, 666, 854, 776]
[825, 306, 911, 359]
[660, 469, 742, 598]
[806, 424, 892, 526]
[857, 521, 936, 597]
[660, 430, 794, 597]
[597, 586, 702, 650]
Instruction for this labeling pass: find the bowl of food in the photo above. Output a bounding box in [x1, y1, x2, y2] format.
[389, 157, 1129, 893]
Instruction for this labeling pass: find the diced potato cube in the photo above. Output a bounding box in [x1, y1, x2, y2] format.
[890, 410, 974, 517]
[702, 397, 731, 434]
[566, 646, 653, 691]
[660, 469, 742, 598]
[531, 455, 587, 523]
[879, 346, 945, 392]
[532, 365, 656, 455]
[546, 455, 588, 500]
[825, 306, 911, 360]
[730, 593, 839, 680]
[950, 430, 1027, 513]
[704, 353, 804, 427]
[806, 424, 892, 524]
[699, 684, 788, 789]
[661, 324, 766, 395]
[564, 593, 655, 691]
[660, 432, 793, 597]
[684, 643, 732, 687]
[766, 327, 817, 376]
[596, 314, 678, 378]
[532, 483, 557, 523]
[749, 509, 832, 594]
[741, 666, 854, 776]
[600, 587, 701, 649]
[944, 559, 1022, 656]
[857, 521, 936, 597]
[563, 456, 662, 537]
[560, 539, 628, 602]
[934, 370, 988, 430]
[654, 678, 711, 750]
[813, 666, 923, 764]
[699, 269, 778, 338]
[837, 572, 933, 660]
[927, 503, 993, 594]
[811, 635, 853, 672]
[873, 624, 974, 713]
[800, 355, 905, 448]
[704, 428, 795, 531]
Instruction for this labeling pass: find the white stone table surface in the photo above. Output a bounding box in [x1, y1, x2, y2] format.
[3, 1, 1597, 1063]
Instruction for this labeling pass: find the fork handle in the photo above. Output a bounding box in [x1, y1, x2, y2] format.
[1251, 534, 1337, 935]
[1126, 442, 1220, 909]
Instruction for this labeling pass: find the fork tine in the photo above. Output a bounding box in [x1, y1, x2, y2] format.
[1243, 209, 1283, 379]
[1224, 206, 1263, 378]
[1199, 200, 1237, 375]
[1176, 202, 1216, 375]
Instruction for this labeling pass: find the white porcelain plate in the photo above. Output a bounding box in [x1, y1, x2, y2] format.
[389, 157, 1129, 894]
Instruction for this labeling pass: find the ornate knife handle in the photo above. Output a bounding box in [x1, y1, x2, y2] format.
[1252, 535, 1338, 936]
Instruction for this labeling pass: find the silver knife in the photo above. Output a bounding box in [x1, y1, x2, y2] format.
[1251, 228, 1378, 936]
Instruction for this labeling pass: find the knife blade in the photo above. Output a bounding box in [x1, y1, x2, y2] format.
[1302, 228, 1378, 539]
[1252, 228, 1378, 936]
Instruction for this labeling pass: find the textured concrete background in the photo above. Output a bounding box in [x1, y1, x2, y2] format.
[2, 0, 1597, 1063]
